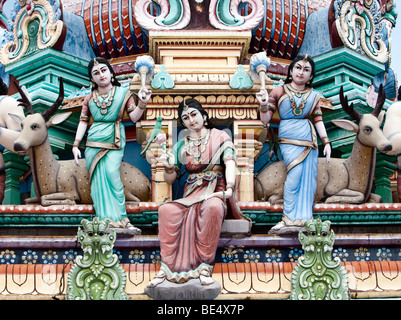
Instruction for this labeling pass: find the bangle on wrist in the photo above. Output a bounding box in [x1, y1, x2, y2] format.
[138, 100, 147, 110]
[73, 140, 80, 147]
[321, 137, 330, 146]
[259, 104, 268, 113]
[226, 183, 235, 190]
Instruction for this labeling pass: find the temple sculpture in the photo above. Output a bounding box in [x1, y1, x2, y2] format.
[0, 0, 399, 301]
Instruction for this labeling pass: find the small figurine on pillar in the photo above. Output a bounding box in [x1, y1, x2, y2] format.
[257, 54, 331, 235]
[145, 98, 251, 300]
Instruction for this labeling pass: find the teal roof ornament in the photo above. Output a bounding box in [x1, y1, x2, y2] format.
[229, 65, 253, 89]
[151, 65, 175, 90]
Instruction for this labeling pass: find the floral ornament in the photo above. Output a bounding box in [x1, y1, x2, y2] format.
[42, 250, 58, 264]
[288, 248, 303, 262]
[354, 247, 370, 261]
[150, 250, 161, 264]
[332, 0, 395, 64]
[153, 133, 167, 152]
[333, 248, 349, 261]
[22, 250, 38, 264]
[63, 250, 78, 264]
[243, 249, 260, 263]
[376, 247, 392, 261]
[113, 250, 123, 260]
[134, 0, 191, 30]
[209, 0, 264, 30]
[17, 0, 34, 15]
[221, 248, 239, 263]
[0, 0, 66, 66]
[129, 249, 145, 264]
[265, 249, 282, 262]
[0, 250, 16, 264]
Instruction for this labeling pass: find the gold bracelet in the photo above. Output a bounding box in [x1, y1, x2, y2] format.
[321, 137, 330, 145]
[226, 183, 235, 190]
[259, 104, 268, 113]
[73, 140, 80, 147]
[138, 100, 147, 110]
[79, 115, 89, 122]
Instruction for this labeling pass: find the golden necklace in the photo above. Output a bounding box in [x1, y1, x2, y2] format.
[185, 129, 211, 165]
[284, 84, 312, 116]
[92, 86, 116, 115]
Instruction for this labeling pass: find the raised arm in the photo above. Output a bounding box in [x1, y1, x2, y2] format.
[127, 87, 152, 123]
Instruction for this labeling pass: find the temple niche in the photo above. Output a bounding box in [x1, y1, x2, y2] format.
[0, 0, 399, 300]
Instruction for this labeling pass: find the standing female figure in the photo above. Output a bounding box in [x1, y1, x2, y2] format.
[257, 54, 331, 234]
[147, 98, 250, 287]
[72, 57, 151, 230]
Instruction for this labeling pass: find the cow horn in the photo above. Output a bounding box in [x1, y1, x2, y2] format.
[41, 77, 64, 121]
[339, 86, 361, 122]
[15, 80, 34, 115]
[371, 84, 386, 118]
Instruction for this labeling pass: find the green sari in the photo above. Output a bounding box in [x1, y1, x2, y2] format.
[85, 86, 131, 221]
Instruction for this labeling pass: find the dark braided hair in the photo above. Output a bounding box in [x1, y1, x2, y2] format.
[285, 54, 316, 87]
[177, 98, 215, 129]
[88, 57, 120, 91]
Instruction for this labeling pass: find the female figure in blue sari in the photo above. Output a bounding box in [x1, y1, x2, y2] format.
[72, 57, 151, 231]
[257, 55, 331, 234]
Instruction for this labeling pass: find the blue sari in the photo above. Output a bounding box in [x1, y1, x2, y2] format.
[277, 84, 320, 221]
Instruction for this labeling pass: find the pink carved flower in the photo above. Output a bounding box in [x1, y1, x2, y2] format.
[355, 0, 364, 15]
[153, 133, 166, 145]
[154, 133, 167, 152]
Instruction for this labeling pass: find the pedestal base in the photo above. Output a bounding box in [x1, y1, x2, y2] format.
[114, 228, 141, 237]
[145, 278, 221, 300]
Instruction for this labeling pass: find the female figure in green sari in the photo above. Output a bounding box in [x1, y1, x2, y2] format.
[72, 57, 151, 230]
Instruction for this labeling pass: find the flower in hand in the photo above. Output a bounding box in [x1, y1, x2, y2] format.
[154, 133, 167, 152]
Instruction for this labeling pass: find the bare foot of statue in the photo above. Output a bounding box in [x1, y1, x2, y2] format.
[121, 217, 141, 234]
[147, 270, 166, 288]
[199, 270, 215, 286]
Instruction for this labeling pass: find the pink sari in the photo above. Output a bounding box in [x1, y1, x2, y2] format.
[158, 128, 250, 282]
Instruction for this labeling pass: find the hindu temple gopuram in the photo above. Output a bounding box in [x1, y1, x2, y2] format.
[0, 0, 399, 301]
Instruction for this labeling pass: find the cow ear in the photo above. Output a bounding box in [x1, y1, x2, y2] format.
[47, 112, 72, 127]
[378, 110, 385, 124]
[331, 119, 359, 133]
[8, 113, 24, 125]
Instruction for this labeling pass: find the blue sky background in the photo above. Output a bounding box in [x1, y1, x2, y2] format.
[391, 21, 401, 89]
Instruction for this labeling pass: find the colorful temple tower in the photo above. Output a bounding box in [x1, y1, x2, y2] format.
[0, 0, 399, 299]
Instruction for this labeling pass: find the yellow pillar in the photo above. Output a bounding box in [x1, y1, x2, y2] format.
[233, 120, 265, 202]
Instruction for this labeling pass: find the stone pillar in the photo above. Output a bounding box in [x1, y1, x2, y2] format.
[2, 150, 29, 205]
[374, 154, 397, 203]
[136, 119, 174, 203]
[233, 120, 265, 202]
